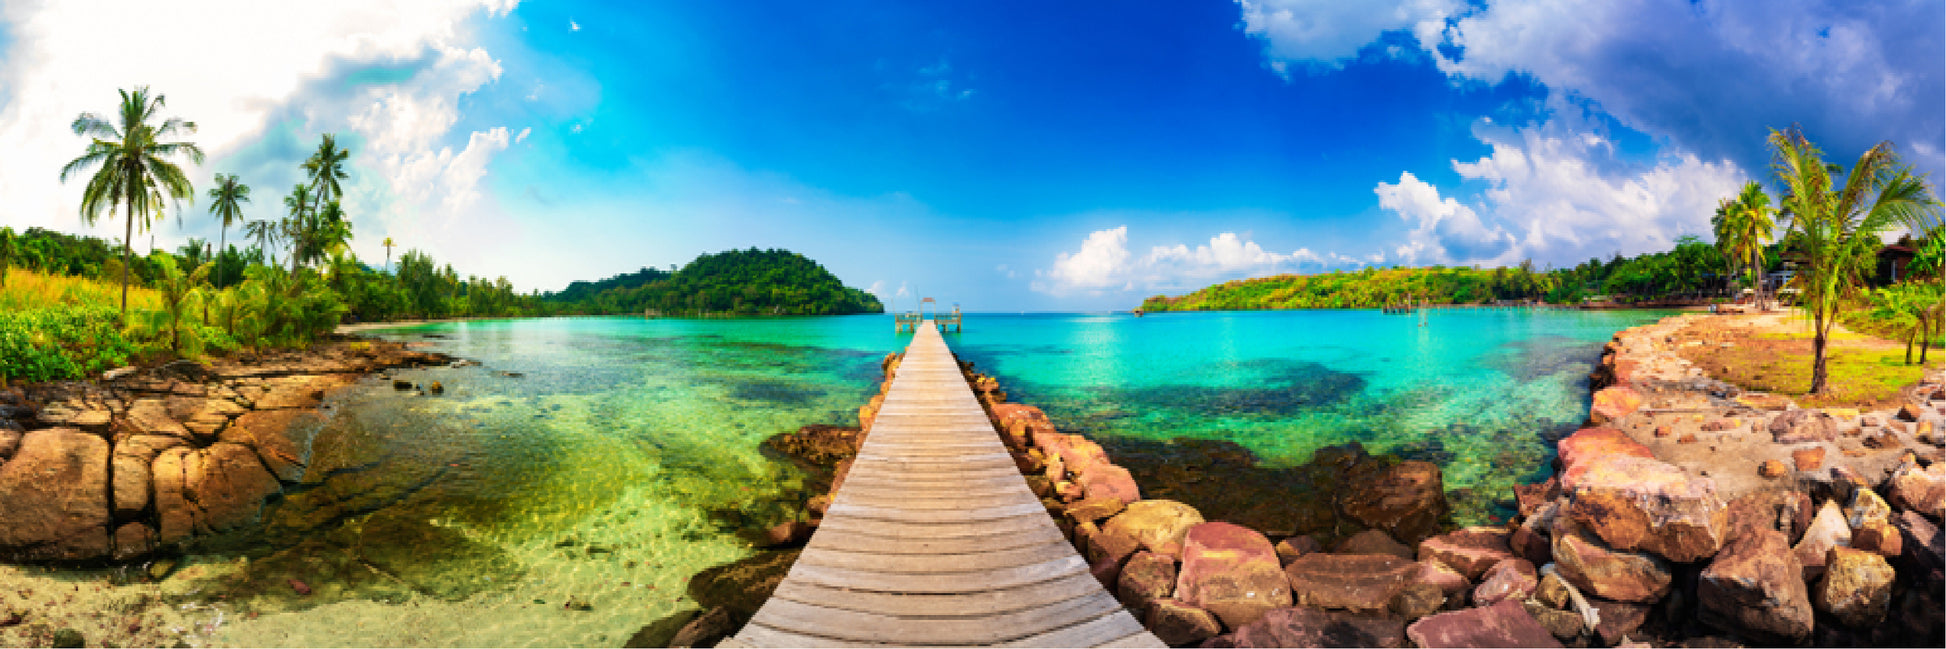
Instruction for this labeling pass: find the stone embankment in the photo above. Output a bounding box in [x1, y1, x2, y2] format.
[0, 341, 454, 564]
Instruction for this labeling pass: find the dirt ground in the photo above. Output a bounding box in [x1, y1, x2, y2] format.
[1675, 311, 1935, 410]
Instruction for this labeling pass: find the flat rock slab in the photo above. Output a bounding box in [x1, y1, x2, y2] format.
[1406, 600, 1564, 648]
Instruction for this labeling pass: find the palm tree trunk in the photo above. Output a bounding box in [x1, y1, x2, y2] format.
[217, 226, 227, 289]
[1810, 311, 1830, 394]
[120, 200, 133, 320]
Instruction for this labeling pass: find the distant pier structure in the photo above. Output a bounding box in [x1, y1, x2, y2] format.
[895, 297, 962, 333]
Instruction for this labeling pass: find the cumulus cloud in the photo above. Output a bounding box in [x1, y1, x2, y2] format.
[1377, 119, 1747, 266]
[1237, 0, 1944, 179]
[1033, 227, 1338, 295]
[0, 0, 522, 265]
[1234, 0, 1463, 74]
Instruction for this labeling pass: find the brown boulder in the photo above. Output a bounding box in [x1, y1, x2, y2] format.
[1699, 527, 1813, 643]
[1084, 525, 1143, 567]
[1758, 459, 1789, 478]
[1337, 460, 1447, 545]
[1815, 546, 1894, 628]
[1850, 519, 1902, 558]
[1562, 453, 1727, 563]
[1472, 558, 1538, 607]
[1273, 535, 1321, 566]
[1590, 599, 1650, 646]
[1116, 551, 1177, 613]
[111, 522, 155, 561]
[1102, 499, 1204, 558]
[1550, 519, 1671, 603]
[1145, 598, 1222, 647]
[110, 448, 151, 518]
[1513, 477, 1561, 518]
[1174, 522, 1291, 628]
[223, 409, 314, 482]
[1725, 489, 1812, 545]
[1793, 500, 1852, 582]
[1333, 529, 1414, 559]
[1414, 559, 1470, 598]
[1208, 606, 1407, 648]
[1077, 463, 1141, 503]
[125, 399, 191, 439]
[1417, 526, 1514, 580]
[1589, 386, 1644, 425]
[1898, 402, 1925, 421]
[1511, 501, 1559, 565]
[0, 427, 19, 459]
[1894, 510, 1942, 583]
[1887, 462, 1944, 518]
[1771, 409, 1840, 443]
[152, 447, 196, 543]
[1557, 427, 1652, 474]
[184, 442, 283, 533]
[1064, 496, 1126, 524]
[1791, 447, 1826, 471]
[1283, 553, 1416, 614]
[763, 424, 863, 465]
[1701, 418, 1738, 432]
[0, 429, 112, 561]
[1405, 599, 1564, 648]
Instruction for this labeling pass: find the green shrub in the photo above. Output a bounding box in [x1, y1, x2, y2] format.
[0, 305, 137, 382]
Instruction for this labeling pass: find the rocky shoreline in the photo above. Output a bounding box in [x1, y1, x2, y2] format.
[0, 339, 456, 565]
[669, 313, 1945, 648]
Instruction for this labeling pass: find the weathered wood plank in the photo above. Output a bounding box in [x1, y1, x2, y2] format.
[783, 555, 1088, 593]
[995, 610, 1149, 647]
[794, 539, 1076, 573]
[769, 573, 1116, 618]
[748, 592, 1127, 645]
[803, 526, 1065, 555]
[824, 501, 1046, 524]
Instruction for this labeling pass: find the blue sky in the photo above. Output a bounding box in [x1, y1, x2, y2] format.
[1, 1, 1940, 311]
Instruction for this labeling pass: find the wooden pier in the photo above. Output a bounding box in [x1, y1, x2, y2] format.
[728, 322, 1161, 648]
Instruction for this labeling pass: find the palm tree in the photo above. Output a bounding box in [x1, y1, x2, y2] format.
[207, 173, 250, 289]
[303, 133, 349, 204]
[282, 183, 312, 273]
[1711, 181, 1776, 307]
[59, 86, 204, 318]
[1771, 126, 1941, 394]
[382, 236, 395, 272]
[244, 218, 281, 267]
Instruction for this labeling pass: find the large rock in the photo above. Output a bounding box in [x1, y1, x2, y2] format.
[1793, 499, 1852, 582]
[1557, 427, 1653, 472]
[1473, 558, 1538, 606]
[1405, 599, 1564, 648]
[1418, 526, 1514, 580]
[222, 409, 314, 482]
[1283, 553, 1417, 614]
[1510, 501, 1560, 565]
[1588, 386, 1643, 425]
[1077, 464, 1141, 503]
[1769, 409, 1839, 443]
[184, 442, 283, 533]
[1414, 559, 1470, 599]
[1887, 462, 1944, 518]
[110, 446, 151, 518]
[1333, 529, 1414, 559]
[1145, 598, 1222, 647]
[1563, 453, 1727, 563]
[1174, 522, 1290, 629]
[0, 429, 112, 561]
[1590, 599, 1650, 646]
[111, 522, 155, 561]
[1337, 460, 1447, 545]
[1550, 518, 1671, 603]
[1725, 489, 1813, 544]
[1102, 499, 1204, 558]
[1116, 551, 1176, 613]
[763, 424, 863, 465]
[152, 447, 197, 543]
[1895, 510, 1943, 583]
[688, 550, 799, 618]
[1699, 527, 1813, 643]
[1207, 606, 1407, 648]
[1815, 546, 1894, 628]
[0, 427, 20, 459]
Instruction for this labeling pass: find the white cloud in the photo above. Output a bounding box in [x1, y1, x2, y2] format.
[1234, 0, 1462, 74]
[1237, 0, 1944, 181]
[1376, 119, 1748, 266]
[569, 18, 580, 32]
[0, 0, 520, 264]
[1033, 227, 1344, 295]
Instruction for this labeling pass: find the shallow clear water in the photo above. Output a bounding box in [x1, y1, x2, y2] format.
[204, 309, 1666, 646]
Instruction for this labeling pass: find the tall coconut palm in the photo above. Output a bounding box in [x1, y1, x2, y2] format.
[382, 236, 395, 272]
[207, 173, 250, 288]
[244, 218, 281, 267]
[59, 86, 204, 318]
[282, 183, 313, 273]
[1771, 126, 1941, 394]
[1711, 180, 1776, 306]
[303, 133, 349, 204]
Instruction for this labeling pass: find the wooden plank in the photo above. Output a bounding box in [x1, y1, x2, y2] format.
[804, 526, 1066, 555]
[812, 512, 1056, 539]
[1093, 631, 1172, 648]
[735, 623, 883, 648]
[825, 501, 1046, 524]
[795, 539, 1076, 573]
[746, 592, 1127, 645]
[837, 472, 1028, 489]
[832, 490, 1036, 511]
[770, 573, 1117, 617]
[783, 555, 1088, 593]
[996, 610, 1148, 648]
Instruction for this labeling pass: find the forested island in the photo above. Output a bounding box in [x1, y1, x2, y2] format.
[542, 248, 884, 316]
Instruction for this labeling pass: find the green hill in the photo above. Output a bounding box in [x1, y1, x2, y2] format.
[544, 248, 884, 316]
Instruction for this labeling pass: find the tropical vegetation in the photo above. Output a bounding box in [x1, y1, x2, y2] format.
[58, 86, 203, 318]
[539, 248, 885, 316]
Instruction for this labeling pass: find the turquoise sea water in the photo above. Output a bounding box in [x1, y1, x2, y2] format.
[198, 309, 1667, 646]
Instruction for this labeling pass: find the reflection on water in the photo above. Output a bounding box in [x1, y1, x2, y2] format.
[174, 310, 1665, 646]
